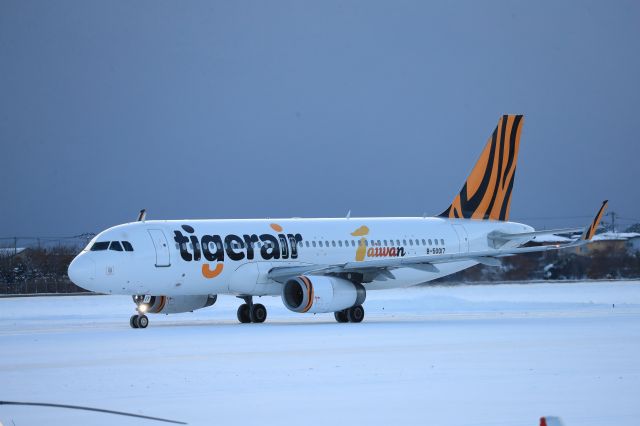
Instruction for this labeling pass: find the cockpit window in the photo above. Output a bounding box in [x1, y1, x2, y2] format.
[122, 241, 134, 252]
[90, 241, 110, 251]
[109, 241, 123, 251]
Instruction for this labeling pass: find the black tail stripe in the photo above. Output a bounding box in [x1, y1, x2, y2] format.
[459, 125, 499, 215]
[503, 115, 522, 187]
[484, 116, 508, 219]
[499, 167, 516, 221]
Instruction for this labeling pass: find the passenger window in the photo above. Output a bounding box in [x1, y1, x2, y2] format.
[305, 241, 310, 247]
[421, 239, 426, 246]
[396, 240, 401, 246]
[109, 241, 123, 251]
[441, 239, 445, 245]
[434, 239, 438, 245]
[90, 241, 109, 251]
[312, 241, 317, 247]
[351, 240, 355, 247]
[122, 241, 134, 252]
[338, 240, 343, 247]
[332, 241, 336, 247]
[403, 239, 407, 245]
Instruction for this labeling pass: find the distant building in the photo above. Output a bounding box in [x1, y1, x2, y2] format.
[578, 232, 640, 256]
[0, 247, 28, 258]
[520, 231, 640, 256]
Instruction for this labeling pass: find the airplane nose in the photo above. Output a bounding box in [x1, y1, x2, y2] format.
[68, 254, 96, 289]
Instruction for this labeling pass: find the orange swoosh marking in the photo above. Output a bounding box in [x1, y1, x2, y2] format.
[202, 263, 224, 279]
[270, 223, 283, 232]
[350, 225, 369, 236]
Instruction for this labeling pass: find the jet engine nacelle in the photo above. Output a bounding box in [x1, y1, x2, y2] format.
[133, 294, 217, 314]
[282, 276, 366, 314]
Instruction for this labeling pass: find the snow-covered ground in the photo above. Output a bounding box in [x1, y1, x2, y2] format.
[1, 281, 639, 426]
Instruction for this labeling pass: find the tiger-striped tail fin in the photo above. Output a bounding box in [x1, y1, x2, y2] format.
[440, 115, 524, 221]
[580, 200, 608, 240]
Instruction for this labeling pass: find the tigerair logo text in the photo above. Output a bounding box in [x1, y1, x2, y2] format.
[351, 225, 405, 261]
[173, 223, 302, 279]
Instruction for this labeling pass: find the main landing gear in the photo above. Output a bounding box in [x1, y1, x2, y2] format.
[334, 305, 365, 323]
[237, 296, 267, 324]
[130, 313, 149, 329]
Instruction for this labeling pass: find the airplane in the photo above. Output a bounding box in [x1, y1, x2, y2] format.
[68, 115, 608, 328]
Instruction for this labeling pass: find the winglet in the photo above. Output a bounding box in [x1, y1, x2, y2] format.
[580, 200, 608, 240]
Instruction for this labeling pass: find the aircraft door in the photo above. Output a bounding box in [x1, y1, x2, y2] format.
[148, 229, 171, 267]
[452, 224, 469, 253]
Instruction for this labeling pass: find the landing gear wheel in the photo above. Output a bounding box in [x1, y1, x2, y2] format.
[347, 305, 364, 323]
[334, 310, 348, 323]
[250, 304, 267, 323]
[130, 314, 139, 328]
[237, 304, 251, 323]
[136, 314, 149, 328]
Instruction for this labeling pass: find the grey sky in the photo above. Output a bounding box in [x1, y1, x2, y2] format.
[1, 1, 639, 237]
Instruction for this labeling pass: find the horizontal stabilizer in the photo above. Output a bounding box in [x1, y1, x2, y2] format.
[492, 228, 583, 240]
[488, 227, 583, 247]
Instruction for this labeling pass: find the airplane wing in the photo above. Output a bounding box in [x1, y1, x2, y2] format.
[268, 201, 608, 283]
[268, 240, 582, 282]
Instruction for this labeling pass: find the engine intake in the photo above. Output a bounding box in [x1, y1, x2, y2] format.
[282, 276, 365, 314]
[133, 294, 217, 314]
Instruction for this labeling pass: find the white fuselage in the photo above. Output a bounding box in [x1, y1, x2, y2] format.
[69, 217, 532, 297]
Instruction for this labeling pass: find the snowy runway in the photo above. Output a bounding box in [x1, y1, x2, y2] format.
[2, 281, 640, 426]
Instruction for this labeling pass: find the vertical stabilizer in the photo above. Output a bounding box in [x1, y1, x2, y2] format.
[440, 115, 524, 221]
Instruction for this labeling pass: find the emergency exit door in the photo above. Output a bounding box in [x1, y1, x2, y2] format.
[148, 229, 171, 267]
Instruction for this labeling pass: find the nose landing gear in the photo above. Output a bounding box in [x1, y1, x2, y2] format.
[130, 314, 149, 329]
